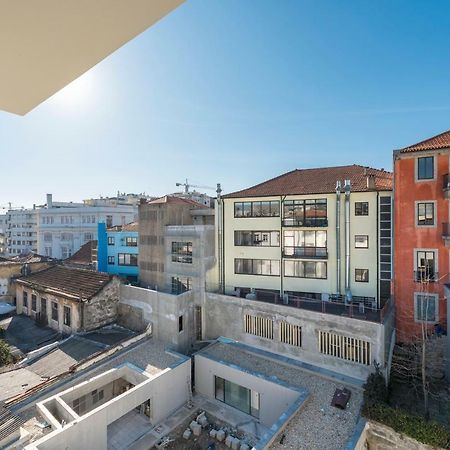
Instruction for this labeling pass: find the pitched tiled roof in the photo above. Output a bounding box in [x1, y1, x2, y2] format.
[147, 195, 207, 208]
[107, 221, 138, 232]
[16, 265, 112, 300]
[223, 165, 392, 198]
[66, 240, 97, 266]
[7, 253, 54, 264]
[399, 130, 450, 153]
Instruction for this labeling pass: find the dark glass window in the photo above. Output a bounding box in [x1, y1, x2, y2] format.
[108, 256, 115, 265]
[415, 294, 437, 322]
[63, 306, 71, 326]
[125, 237, 138, 247]
[234, 258, 280, 276]
[171, 242, 193, 263]
[171, 276, 191, 294]
[234, 231, 279, 247]
[416, 251, 436, 281]
[355, 202, 369, 216]
[31, 294, 37, 312]
[107, 236, 115, 246]
[23, 291, 28, 308]
[283, 199, 327, 227]
[284, 260, 327, 279]
[417, 202, 434, 226]
[355, 268, 369, 282]
[178, 315, 184, 332]
[234, 201, 280, 218]
[417, 156, 434, 180]
[355, 235, 369, 248]
[118, 253, 138, 266]
[51, 302, 58, 321]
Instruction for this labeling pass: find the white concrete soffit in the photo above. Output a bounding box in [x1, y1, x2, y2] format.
[0, 0, 185, 115]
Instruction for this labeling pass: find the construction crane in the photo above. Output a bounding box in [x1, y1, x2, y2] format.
[176, 179, 215, 194]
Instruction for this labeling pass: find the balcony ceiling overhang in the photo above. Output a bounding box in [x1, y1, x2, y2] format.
[0, 0, 185, 115]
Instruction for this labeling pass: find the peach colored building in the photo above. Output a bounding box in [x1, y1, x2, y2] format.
[394, 130, 450, 341]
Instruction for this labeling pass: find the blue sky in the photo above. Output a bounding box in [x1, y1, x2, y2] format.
[2, 0, 450, 208]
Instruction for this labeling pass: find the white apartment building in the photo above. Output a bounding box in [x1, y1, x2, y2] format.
[216, 165, 393, 308]
[6, 194, 138, 259]
[5, 209, 38, 256]
[0, 213, 7, 255]
[37, 194, 137, 259]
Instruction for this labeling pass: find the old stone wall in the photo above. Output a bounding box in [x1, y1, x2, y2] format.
[83, 277, 120, 331]
[354, 421, 443, 450]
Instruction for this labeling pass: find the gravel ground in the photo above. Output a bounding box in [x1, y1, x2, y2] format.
[202, 343, 363, 450]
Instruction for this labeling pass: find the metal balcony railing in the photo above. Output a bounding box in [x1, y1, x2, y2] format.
[282, 218, 328, 227]
[414, 270, 439, 283]
[283, 246, 328, 259]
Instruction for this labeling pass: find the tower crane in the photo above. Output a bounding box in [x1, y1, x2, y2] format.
[175, 179, 215, 194]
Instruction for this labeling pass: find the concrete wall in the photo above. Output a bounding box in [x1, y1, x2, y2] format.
[204, 292, 391, 381]
[119, 284, 196, 353]
[195, 353, 300, 427]
[27, 359, 191, 450]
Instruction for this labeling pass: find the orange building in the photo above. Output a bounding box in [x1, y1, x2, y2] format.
[394, 130, 450, 341]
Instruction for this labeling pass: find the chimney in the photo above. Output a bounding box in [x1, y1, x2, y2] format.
[46, 194, 53, 209]
[366, 174, 376, 190]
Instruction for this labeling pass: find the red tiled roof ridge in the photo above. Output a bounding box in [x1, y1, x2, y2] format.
[223, 164, 392, 198]
[399, 129, 450, 153]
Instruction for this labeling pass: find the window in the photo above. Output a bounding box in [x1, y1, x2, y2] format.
[51, 302, 58, 321]
[44, 247, 52, 257]
[118, 253, 138, 266]
[63, 306, 71, 326]
[125, 237, 138, 247]
[318, 331, 371, 365]
[171, 242, 193, 263]
[283, 230, 327, 257]
[415, 293, 438, 322]
[44, 232, 52, 242]
[108, 256, 115, 265]
[171, 276, 191, 294]
[234, 258, 280, 276]
[106, 215, 113, 228]
[61, 233, 73, 241]
[234, 201, 280, 218]
[355, 202, 369, 216]
[234, 231, 280, 247]
[355, 268, 369, 282]
[84, 233, 93, 241]
[215, 376, 260, 418]
[107, 236, 115, 246]
[283, 199, 327, 227]
[416, 250, 436, 281]
[31, 294, 37, 312]
[284, 260, 327, 279]
[417, 202, 435, 226]
[61, 246, 72, 259]
[355, 235, 369, 248]
[417, 156, 434, 180]
[178, 316, 184, 333]
[23, 291, 28, 308]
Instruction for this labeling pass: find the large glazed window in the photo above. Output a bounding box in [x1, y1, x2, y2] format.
[234, 201, 280, 218]
[283, 199, 327, 227]
[234, 231, 280, 247]
[234, 258, 280, 276]
[283, 230, 327, 257]
[171, 241, 193, 263]
[214, 376, 260, 418]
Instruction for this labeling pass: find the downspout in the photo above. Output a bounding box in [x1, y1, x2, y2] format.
[376, 191, 380, 308]
[344, 180, 352, 303]
[335, 181, 342, 295]
[216, 184, 224, 294]
[280, 195, 286, 299]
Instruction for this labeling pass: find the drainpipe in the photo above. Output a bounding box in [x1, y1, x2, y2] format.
[280, 195, 287, 300]
[344, 180, 352, 303]
[336, 181, 342, 295]
[216, 184, 224, 294]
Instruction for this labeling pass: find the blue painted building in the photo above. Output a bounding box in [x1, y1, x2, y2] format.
[97, 222, 139, 282]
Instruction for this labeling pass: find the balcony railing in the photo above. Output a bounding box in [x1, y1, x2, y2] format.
[282, 218, 328, 227]
[414, 270, 439, 283]
[283, 246, 328, 259]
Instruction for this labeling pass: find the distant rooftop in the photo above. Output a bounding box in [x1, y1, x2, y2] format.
[107, 221, 139, 232]
[65, 240, 97, 267]
[15, 265, 112, 300]
[398, 129, 450, 153]
[223, 164, 393, 198]
[146, 195, 208, 208]
[0, 252, 54, 265]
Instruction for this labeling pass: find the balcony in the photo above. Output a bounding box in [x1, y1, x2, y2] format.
[443, 174, 450, 198]
[414, 270, 439, 283]
[282, 218, 328, 228]
[283, 246, 328, 259]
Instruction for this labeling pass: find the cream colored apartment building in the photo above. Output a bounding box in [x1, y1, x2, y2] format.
[216, 165, 393, 308]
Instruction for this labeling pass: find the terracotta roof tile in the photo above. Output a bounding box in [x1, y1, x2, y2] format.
[107, 221, 138, 232]
[399, 130, 450, 153]
[16, 265, 112, 300]
[66, 240, 97, 265]
[223, 165, 392, 198]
